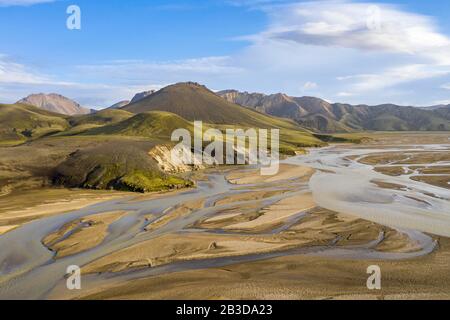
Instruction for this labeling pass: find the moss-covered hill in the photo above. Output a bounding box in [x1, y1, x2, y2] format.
[52, 141, 192, 193]
[84, 111, 194, 140]
[0, 103, 69, 145]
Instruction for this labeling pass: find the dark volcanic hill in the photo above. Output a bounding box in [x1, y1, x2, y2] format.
[218, 90, 450, 132]
[123, 82, 307, 129]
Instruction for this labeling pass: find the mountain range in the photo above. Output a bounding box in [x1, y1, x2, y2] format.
[10, 83, 450, 134]
[2, 83, 327, 150]
[218, 90, 450, 132]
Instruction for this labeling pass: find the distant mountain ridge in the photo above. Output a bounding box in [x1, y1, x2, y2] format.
[17, 93, 90, 116]
[107, 90, 157, 110]
[108, 100, 130, 109]
[130, 90, 156, 104]
[432, 105, 450, 121]
[218, 90, 450, 132]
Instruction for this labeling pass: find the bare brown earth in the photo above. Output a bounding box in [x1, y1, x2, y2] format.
[43, 211, 127, 258]
[145, 198, 205, 232]
[75, 238, 450, 300]
[370, 180, 408, 191]
[50, 205, 449, 300]
[227, 164, 314, 185]
[374, 166, 410, 176]
[0, 188, 128, 234]
[355, 133, 450, 190]
[411, 175, 450, 189]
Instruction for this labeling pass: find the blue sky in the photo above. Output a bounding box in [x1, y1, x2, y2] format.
[1, 0, 450, 108]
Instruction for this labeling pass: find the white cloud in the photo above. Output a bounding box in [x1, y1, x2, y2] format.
[0, 54, 243, 107]
[0, 54, 164, 108]
[337, 92, 354, 97]
[441, 83, 450, 90]
[0, 0, 55, 6]
[302, 81, 318, 90]
[0, 54, 68, 85]
[433, 100, 450, 105]
[262, 1, 450, 61]
[235, 0, 450, 102]
[76, 57, 243, 78]
[340, 64, 450, 92]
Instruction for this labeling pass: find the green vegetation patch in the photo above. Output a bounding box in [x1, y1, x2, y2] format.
[84, 111, 194, 140]
[0, 103, 69, 144]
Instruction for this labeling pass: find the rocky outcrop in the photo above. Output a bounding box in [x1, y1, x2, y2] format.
[149, 144, 212, 173]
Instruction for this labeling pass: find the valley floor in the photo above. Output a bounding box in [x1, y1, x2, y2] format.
[0, 132, 449, 300]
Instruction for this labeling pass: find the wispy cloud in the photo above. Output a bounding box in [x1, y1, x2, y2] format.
[71, 56, 245, 95]
[0, 54, 69, 85]
[261, 2, 450, 58]
[340, 64, 450, 92]
[0, 54, 161, 108]
[76, 57, 243, 78]
[433, 99, 450, 105]
[302, 81, 318, 91]
[0, 0, 55, 6]
[337, 92, 355, 97]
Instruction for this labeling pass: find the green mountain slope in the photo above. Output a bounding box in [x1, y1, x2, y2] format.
[0, 103, 69, 145]
[84, 111, 194, 140]
[124, 83, 306, 129]
[57, 109, 135, 136]
[69, 109, 134, 127]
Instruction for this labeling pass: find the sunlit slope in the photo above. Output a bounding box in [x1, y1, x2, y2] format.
[83, 110, 326, 153]
[84, 111, 195, 140]
[0, 103, 69, 145]
[69, 109, 134, 127]
[57, 109, 135, 136]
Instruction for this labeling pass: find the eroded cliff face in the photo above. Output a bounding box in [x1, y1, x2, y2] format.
[149, 143, 276, 174]
[149, 145, 211, 173]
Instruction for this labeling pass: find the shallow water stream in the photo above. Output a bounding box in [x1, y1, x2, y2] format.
[0, 144, 449, 299]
